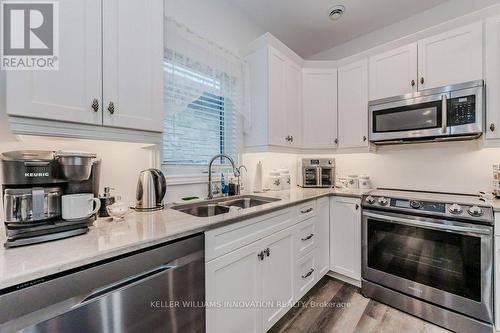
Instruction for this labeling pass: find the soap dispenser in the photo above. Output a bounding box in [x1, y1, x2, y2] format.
[98, 187, 116, 217]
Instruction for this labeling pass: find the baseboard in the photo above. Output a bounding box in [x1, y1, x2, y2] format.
[326, 271, 361, 288]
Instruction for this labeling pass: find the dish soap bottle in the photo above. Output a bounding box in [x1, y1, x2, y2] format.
[98, 187, 116, 217]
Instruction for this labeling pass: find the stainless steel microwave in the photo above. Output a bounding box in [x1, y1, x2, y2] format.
[368, 80, 484, 144]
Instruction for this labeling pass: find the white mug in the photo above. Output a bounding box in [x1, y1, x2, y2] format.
[62, 193, 101, 221]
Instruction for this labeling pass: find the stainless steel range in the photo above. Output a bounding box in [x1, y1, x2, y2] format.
[361, 189, 494, 333]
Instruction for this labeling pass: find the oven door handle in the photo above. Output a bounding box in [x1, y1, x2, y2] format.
[441, 94, 448, 134]
[363, 212, 491, 236]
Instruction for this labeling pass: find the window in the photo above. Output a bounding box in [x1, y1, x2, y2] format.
[163, 60, 237, 165]
[162, 18, 245, 170]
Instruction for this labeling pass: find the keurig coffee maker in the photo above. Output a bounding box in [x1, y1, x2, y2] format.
[1, 150, 101, 248]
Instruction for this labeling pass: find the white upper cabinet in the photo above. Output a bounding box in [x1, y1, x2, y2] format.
[7, 0, 102, 125]
[417, 22, 483, 90]
[302, 68, 338, 149]
[245, 41, 302, 150]
[369, 43, 417, 100]
[102, 0, 164, 132]
[486, 15, 500, 139]
[338, 59, 369, 149]
[6, 0, 164, 134]
[268, 47, 289, 146]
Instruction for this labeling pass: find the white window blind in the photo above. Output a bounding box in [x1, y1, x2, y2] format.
[163, 17, 245, 166]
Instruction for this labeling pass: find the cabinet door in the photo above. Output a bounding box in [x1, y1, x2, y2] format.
[486, 16, 500, 139]
[418, 22, 483, 90]
[260, 228, 294, 332]
[285, 61, 302, 147]
[102, 0, 164, 132]
[6, 0, 102, 124]
[315, 197, 330, 279]
[495, 236, 500, 328]
[302, 69, 338, 149]
[268, 47, 288, 146]
[338, 59, 369, 149]
[330, 197, 361, 281]
[369, 43, 417, 100]
[206, 242, 262, 333]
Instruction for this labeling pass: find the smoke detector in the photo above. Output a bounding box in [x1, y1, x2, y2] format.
[329, 5, 345, 21]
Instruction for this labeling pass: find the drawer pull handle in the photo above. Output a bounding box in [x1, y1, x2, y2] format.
[302, 268, 314, 279]
[301, 208, 313, 214]
[301, 233, 314, 241]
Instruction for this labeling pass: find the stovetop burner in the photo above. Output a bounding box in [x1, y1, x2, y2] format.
[362, 189, 494, 225]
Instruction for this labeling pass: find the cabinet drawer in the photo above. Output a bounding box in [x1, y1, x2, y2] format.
[205, 208, 293, 261]
[295, 218, 316, 258]
[295, 200, 317, 223]
[295, 250, 316, 301]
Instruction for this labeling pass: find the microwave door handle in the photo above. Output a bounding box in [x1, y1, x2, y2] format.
[364, 212, 491, 236]
[441, 94, 448, 134]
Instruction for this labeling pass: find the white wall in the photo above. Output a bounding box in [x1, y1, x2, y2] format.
[309, 0, 500, 61]
[242, 141, 500, 195]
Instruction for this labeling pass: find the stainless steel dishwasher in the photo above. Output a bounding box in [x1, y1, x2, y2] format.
[0, 234, 205, 333]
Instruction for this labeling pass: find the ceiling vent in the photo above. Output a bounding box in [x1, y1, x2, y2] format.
[329, 5, 345, 21]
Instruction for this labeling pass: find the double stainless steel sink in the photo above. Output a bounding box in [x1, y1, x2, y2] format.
[171, 195, 281, 217]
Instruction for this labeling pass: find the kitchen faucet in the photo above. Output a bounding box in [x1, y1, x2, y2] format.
[207, 154, 240, 199]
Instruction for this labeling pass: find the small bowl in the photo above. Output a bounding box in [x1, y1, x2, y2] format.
[107, 202, 130, 220]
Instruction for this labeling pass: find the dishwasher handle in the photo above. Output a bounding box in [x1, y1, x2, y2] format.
[78, 264, 176, 305]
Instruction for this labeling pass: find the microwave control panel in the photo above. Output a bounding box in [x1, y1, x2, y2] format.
[448, 95, 476, 126]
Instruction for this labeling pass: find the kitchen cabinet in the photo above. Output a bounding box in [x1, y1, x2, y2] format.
[330, 197, 361, 282]
[495, 235, 500, 332]
[6, 0, 102, 125]
[206, 225, 294, 333]
[315, 197, 330, 278]
[6, 0, 164, 133]
[486, 15, 500, 139]
[102, 0, 164, 132]
[245, 44, 302, 149]
[369, 43, 418, 100]
[337, 59, 369, 149]
[206, 241, 262, 333]
[302, 68, 338, 149]
[417, 22, 483, 90]
[261, 228, 294, 332]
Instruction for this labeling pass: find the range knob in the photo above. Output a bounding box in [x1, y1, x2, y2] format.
[449, 203, 463, 214]
[468, 205, 483, 217]
[378, 197, 388, 206]
[409, 200, 421, 209]
[366, 196, 375, 204]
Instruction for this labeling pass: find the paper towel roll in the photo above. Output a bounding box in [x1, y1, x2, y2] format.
[254, 161, 263, 192]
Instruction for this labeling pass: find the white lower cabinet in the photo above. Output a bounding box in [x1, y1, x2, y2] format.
[330, 197, 362, 282]
[206, 199, 330, 333]
[495, 236, 500, 331]
[206, 216, 295, 333]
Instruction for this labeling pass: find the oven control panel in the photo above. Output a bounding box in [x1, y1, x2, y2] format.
[363, 195, 494, 224]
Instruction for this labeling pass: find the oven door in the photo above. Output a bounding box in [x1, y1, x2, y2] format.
[319, 167, 334, 187]
[362, 210, 493, 323]
[369, 93, 450, 142]
[302, 167, 320, 187]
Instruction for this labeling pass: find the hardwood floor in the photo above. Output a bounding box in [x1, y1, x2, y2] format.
[269, 276, 450, 333]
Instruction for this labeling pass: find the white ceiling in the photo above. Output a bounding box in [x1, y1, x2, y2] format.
[224, 0, 450, 58]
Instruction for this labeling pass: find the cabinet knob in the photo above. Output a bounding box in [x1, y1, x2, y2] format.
[290, 136, 294, 143]
[334, 138, 338, 145]
[363, 136, 367, 142]
[411, 79, 416, 87]
[264, 248, 270, 257]
[91, 99, 99, 112]
[355, 204, 360, 210]
[420, 77, 424, 85]
[490, 123, 496, 132]
[107, 101, 115, 115]
[257, 251, 265, 261]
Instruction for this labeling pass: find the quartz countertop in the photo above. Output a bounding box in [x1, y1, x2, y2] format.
[0, 187, 371, 291]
